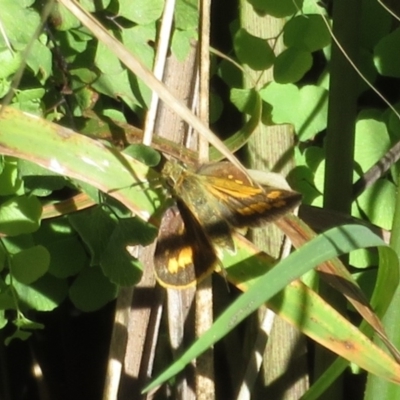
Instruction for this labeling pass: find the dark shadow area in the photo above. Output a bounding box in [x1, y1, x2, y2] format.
[0, 299, 115, 400]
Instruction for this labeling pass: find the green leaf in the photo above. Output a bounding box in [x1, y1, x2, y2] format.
[230, 88, 259, 114]
[22, 175, 68, 197]
[10, 245, 50, 284]
[350, 248, 377, 269]
[93, 37, 152, 110]
[121, 24, 156, 69]
[0, 157, 23, 195]
[172, 29, 198, 61]
[0, 195, 42, 236]
[12, 88, 46, 114]
[260, 82, 328, 141]
[355, 179, 396, 230]
[34, 218, 87, 278]
[0, 246, 6, 273]
[19, 158, 63, 178]
[79, 0, 110, 12]
[13, 314, 44, 330]
[118, 0, 164, 24]
[175, 0, 198, 30]
[2, 235, 35, 255]
[360, 0, 392, 49]
[123, 144, 161, 167]
[101, 243, 143, 286]
[374, 27, 400, 77]
[234, 28, 274, 71]
[0, 49, 22, 79]
[70, 208, 157, 286]
[273, 48, 313, 83]
[26, 37, 53, 81]
[0, 287, 15, 310]
[0, 311, 7, 330]
[0, 0, 40, 49]
[217, 59, 243, 88]
[115, 217, 158, 245]
[354, 115, 390, 173]
[12, 274, 68, 312]
[91, 65, 146, 111]
[50, 3, 81, 31]
[248, 0, 303, 17]
[95, 41, 125, 75]
[210, 92, 223, 124]
[69, 266, 118, 312]
[283, 15, 331, 52]
[5, 329, 32, 345]
[62, 29, 92, 54]
[100, 218, 157, 286]
[69, 207, 117, 266]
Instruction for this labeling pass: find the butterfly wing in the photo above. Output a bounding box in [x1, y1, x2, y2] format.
[198, 162, 302, 228]
[174, 173, 236, 252]
[154, 200, 218, 288]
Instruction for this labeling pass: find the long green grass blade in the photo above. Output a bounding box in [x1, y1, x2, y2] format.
[143, 225, 395, 392]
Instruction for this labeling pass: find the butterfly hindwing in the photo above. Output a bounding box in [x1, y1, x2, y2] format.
[154, 200, 218, 288]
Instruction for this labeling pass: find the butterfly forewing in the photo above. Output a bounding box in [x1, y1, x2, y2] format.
[171, 167, 236, 252]
[210, 181, 301, 227]
[198, 162, 302, 228]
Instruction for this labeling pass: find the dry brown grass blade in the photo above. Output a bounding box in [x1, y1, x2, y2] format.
[276, 214, 400, 362]
[195, 0, 215, 398]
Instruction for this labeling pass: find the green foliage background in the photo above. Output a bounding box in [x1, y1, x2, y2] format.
[1, 0, 400, 398]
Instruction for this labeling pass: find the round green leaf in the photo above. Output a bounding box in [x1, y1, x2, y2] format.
[175, 0, 198, 30]
[0, 195, 42, 236]
[123, 144, 161, 167]
[0, 0, 40, 48]
[101, 246, 143, 286]
[273, 48, 313, 83]
[260, 82, 328, 140]
[12, 274, 68, 312]
[50, 3, 81, 31]
[355, 179, 396, 230]
[69, 266, 118, 312]
[234, 28, 274, 71]
[46, 237, 87, 278]
[11, 245, 50, 284]
[230, 88, 259, 114]
[284, 15, 331, 52]
[354, 116, 390, 173]
[118, 0, 164, 24]
[374, 27, 400, 78]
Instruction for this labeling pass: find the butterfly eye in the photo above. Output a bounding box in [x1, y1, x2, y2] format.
[166, 176, 175, 187]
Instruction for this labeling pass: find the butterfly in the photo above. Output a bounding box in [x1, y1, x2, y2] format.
[154, 160, 301, 288]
